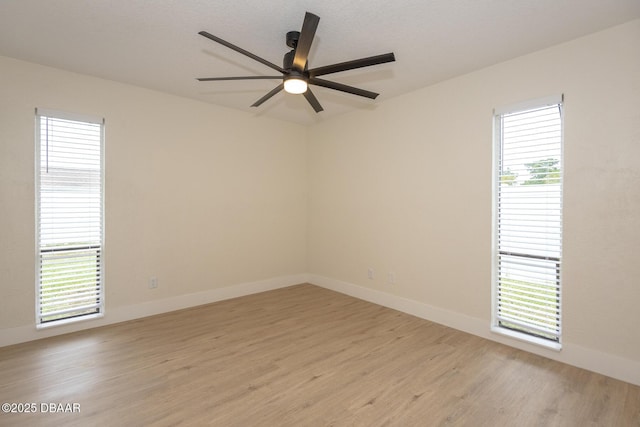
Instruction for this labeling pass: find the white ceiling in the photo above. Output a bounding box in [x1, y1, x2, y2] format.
[1, 1, 639, 125]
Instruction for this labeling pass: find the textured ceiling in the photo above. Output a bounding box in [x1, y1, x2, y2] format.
[1, 1, 639, 125]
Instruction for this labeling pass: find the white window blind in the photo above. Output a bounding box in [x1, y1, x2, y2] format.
[494, 98, 563, 343]
[36, 110, 104, 325]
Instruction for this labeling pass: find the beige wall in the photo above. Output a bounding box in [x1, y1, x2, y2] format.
[308, 20, 640, 363]
[0, 56, 308, 330]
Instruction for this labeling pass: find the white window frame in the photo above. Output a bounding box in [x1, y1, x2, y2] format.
[35, 108, 105, 328]
[491, 95, 564, 350]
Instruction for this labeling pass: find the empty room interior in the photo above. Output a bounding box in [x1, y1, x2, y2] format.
[1, 1, 639, 425]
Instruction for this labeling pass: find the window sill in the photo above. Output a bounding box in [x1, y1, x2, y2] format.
[36, 313, 104, 330]
[491, 325, 562, 352]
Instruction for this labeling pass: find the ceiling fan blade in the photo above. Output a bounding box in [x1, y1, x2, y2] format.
[197, 76, 282, 81]
[309, 77, 379, 99]
[303, 88, 324, 113]
[292, 12, 320, 71]
[251, 83, 284, 107]
[199, 31, 285, 74]
[308, 53, 396, 77]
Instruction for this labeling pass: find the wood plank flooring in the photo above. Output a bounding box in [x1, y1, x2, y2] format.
[0, 284, 638, 426]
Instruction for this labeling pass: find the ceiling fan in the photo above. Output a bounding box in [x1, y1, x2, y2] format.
[197, 12, 396, 113]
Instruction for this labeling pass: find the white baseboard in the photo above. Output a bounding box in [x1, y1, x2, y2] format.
[308, 274, 640, 387]
[0, 274, 308, 348]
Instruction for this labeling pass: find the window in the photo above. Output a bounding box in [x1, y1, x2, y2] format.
[492, 96, 563, 346]
[36, 109, 104, 326]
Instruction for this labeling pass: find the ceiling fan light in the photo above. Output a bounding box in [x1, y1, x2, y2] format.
[284, 77, 308, 94]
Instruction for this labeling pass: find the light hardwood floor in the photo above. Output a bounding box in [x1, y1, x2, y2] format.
[0, 284, 638, 426]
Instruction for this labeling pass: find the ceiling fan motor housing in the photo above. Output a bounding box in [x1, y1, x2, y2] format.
[283, 50, 295, 70]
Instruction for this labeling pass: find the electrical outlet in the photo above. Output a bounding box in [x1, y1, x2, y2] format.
[388, 272, 396, 285]
[367, 268, 375, 280]
[149, 277, 158, 289]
